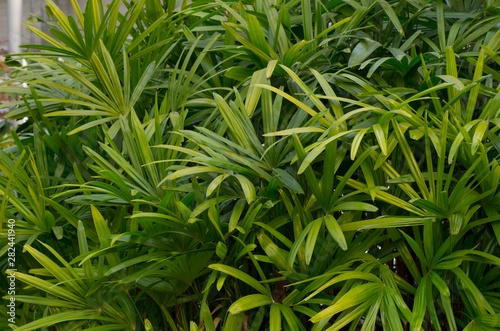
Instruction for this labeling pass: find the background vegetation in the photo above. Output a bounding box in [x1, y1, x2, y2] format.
[1, 0, 500, 329]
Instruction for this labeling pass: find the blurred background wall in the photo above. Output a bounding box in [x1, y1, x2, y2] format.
[0, 0, 117, 54]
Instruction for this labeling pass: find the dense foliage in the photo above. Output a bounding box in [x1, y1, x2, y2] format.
[2, 0, 500, 329]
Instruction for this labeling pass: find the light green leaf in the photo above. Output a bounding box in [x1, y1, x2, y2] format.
[234, 174, 256, 203]
[324, 215, 347, 250]
[228, 294, 272, 314]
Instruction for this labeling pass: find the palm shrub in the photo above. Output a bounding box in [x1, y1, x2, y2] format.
[1, 0, 500, 330]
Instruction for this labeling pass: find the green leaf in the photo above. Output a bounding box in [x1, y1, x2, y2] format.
[304, 218, 322, 265]
[209, 264, 270, 296]
[341, 217, 432, 231]
[165, 166, 223, 181]
[270, 304, 281, 331]
[229, 199, 247, 232]
[471, 120, 488, 154]
[429, 271, 450, 297]
[379, 0, 404, 35]
[12, 310, 105, 331]
[228, 294, 272, 314]
[273, 168, 304, 194]
[361, 296, 383, 331]
[410, 274, 429, 331]
[349, 39, 382, 66]
[372, 124, 387, 155]
[257, 231, 290, 271]
[310, 283, 381, 322]
[351, 128, 369, 160]
[247, 15, 270, 57]
[298, 130, 355, 174]
[324, 215, 347, 250]
[234, 174, 256, 203]
[452, 267, 495, 314]
[331, 202, 378, 213]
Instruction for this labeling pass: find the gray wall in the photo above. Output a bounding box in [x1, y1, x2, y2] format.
[0, 0, 116, 53]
